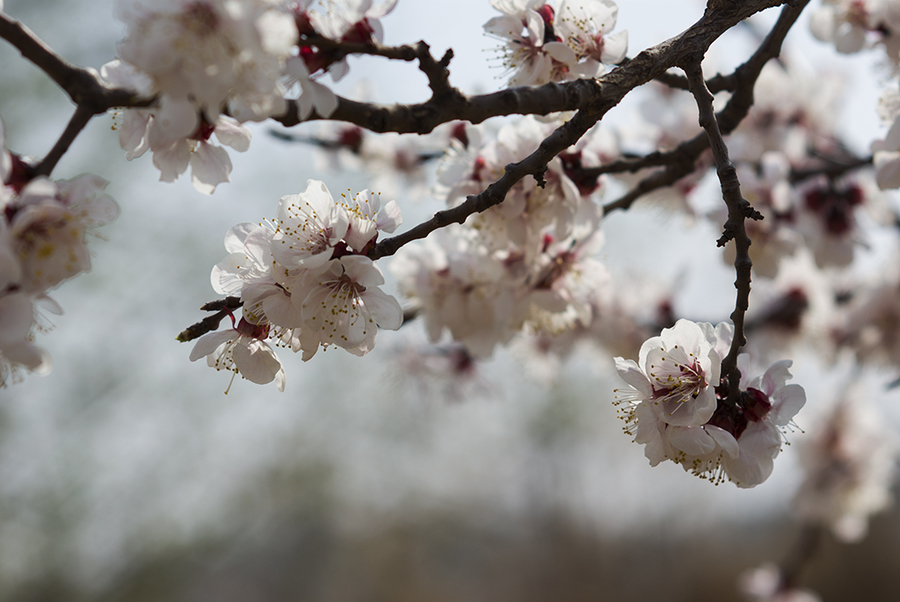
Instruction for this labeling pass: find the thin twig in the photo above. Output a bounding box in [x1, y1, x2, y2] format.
[176, 297, 243, 342]
[0, 12, 152, 112]
[301, 36, 458, 99]
[790, 154, 873, 184]
[683, 58, 761, 397]
[33, 105, 93, 176]
[369, 108, 603, 259]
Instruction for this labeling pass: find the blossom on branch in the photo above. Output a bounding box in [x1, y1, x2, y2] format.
[484, 0, 625, 86]
[298, 255, 402, 356]
[191, 179, 403, 388]
[272, 179, 351, 270]
[190, 316, 286, 392]
[614, 319, 723, 428]
[555, 0, 627, 79]
[101, 59, 253, 194]
[614, 321, 806, 487]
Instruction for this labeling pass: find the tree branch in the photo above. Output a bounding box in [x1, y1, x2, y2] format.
[368, 108, 603, 259]
[301, 35, 458, 99]
[33, 105, 93, 176]
[0, 12, 153, 113]
[176, 297, 243, 342]
[278, 0, 790, 135]
[683, 58, 761, 396]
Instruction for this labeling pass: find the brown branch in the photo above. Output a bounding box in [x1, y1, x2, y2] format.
[650, 66, 739, 94]
[790, 154, 873, 184]
[33, 105, 93, 176]
[0, 12, 153, 113]
[302, 36, 457, 99]
[601, 160, 701, 214]
[278, 0, 789, 135]
[683, 58, 761, 398]
[176, 297, 243, 343]
[368, 108, 603, 259]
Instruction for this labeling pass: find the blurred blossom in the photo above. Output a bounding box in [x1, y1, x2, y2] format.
[793, 389, 897, 542]
[739, 563, 822, 602]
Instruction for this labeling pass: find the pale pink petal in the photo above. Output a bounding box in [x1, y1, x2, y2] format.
[151, 140, 190, 183]
[4, 341, 51, 375]
[233, 339, 284, 387]
[769, 384, 807, 426]
[600, 30, 628, 64]
[362, 287, 403, 330]
[189, 141, 232, 195]
[614, 357, 654, 399]
[190, 330, 234, 361]
[214, 116, 252, 152]
[223, 222, 257, 253]
[668, 426, 718, 456]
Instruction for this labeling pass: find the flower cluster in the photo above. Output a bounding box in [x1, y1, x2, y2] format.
[614, 319, 806, 488]
[190, 179, 403, 390]
[810, 0, 900, 61]
[391, 117, 612, 357]
[485, 0, 628, 86]
[0, 120, 118, 386]
[104, 0, 399, 193]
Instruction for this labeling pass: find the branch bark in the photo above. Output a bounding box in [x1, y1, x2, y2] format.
[0, 12, 153, 113]
[683, 58, 761, 397]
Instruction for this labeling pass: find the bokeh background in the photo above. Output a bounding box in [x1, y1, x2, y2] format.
[1, 0, 899, 600]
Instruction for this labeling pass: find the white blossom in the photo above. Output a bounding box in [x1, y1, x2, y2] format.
[556, 0, 627, 78]
[190, 317, 286, 391]
[484, 0, 577, 86]
[615, 322, 806, 487]
[116, 0, 296, 122]
[101, 60, 252, 194]
[336, 187, 402, 253]
[7, 175, 118, 294]
[284, 55, 339, 119]
[872, 111, 900, 189]
[308, 0, 398, 81]
[271, 179, 350, 269]
[809, 0, 873, 54]
[614, 319, 723, 428]
[392, 225, 522, 358]
[211, 222, 301, 327]
[0, 292, 51, 387]
[297, 255, 402, 356]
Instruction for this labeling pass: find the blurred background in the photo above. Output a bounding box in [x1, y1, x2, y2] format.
[1, 0, 899, 600]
